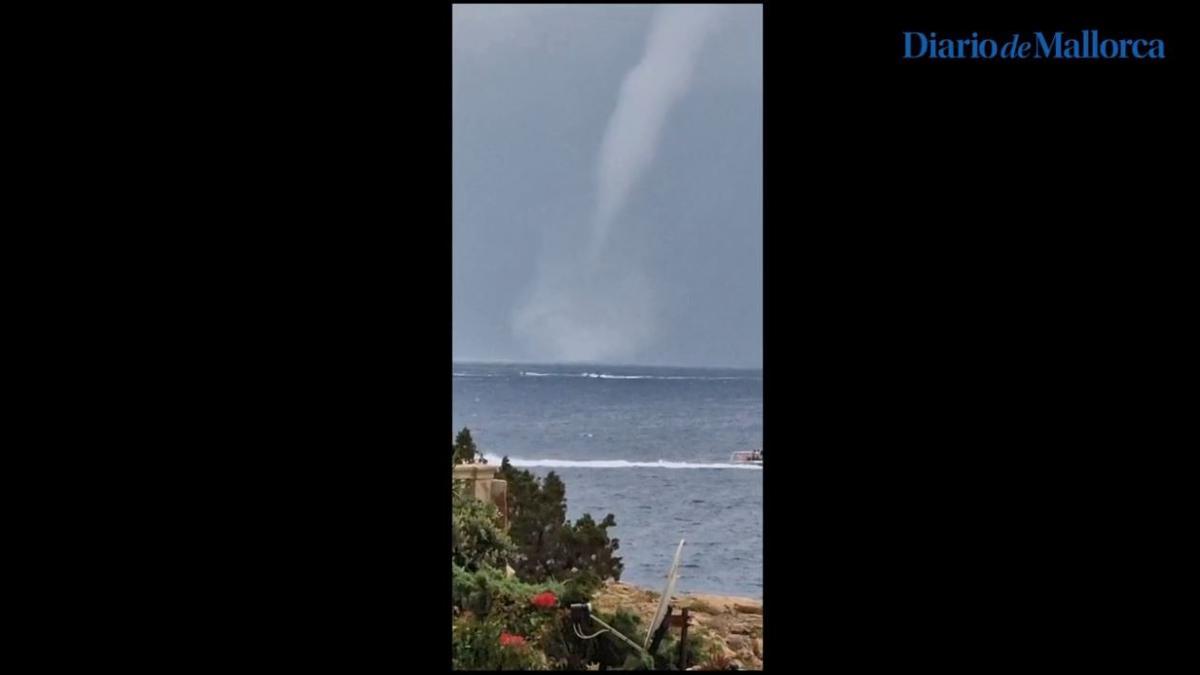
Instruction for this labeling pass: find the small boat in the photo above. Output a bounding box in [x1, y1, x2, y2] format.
[730, 449, 763, 465]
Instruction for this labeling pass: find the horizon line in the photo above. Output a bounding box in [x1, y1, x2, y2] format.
[453, 358, 762, 371]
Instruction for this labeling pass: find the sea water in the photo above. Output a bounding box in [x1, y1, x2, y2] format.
[453, 362, 763, 598]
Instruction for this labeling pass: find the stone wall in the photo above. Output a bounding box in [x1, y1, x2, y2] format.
[453, 462, 508, 529]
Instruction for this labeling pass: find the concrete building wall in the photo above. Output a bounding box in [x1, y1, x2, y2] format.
[453, 462, 508, 529]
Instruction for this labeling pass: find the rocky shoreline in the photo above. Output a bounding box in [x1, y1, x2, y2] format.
[591, 581, 763, 670]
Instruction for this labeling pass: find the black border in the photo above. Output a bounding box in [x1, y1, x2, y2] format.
[86, 0, 1195, 670]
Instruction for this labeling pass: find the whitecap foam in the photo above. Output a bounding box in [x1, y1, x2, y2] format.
[515, 371, 757, 381]
[481, 454, 762, 470]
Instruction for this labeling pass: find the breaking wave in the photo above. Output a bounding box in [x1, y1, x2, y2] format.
[482, 454, 762, 470]
[518, 371, 754, 381]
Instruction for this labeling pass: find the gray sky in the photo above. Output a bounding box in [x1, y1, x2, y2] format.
[453, 4, 762, 368]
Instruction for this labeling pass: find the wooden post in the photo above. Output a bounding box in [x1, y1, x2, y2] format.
[677, 608, 690, 670]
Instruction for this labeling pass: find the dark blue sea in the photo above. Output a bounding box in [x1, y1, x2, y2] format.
[452, 362, 762, 598]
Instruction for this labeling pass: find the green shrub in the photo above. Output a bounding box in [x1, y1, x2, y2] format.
[449, 431, 643, 669]
[541, 608, 647, 670]
[452, 564, 565, 638]
[452, 615, 549, 670]
[452, 491, 515, 571]
[559, 573, 600, 607]
[654, 630, 714, 670]
[498, 458, 623, 589]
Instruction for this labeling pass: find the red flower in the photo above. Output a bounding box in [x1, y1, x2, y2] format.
[531, 591, 557, 609]
[499, 631, 527, 648]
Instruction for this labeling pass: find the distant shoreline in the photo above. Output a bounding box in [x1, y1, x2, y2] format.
[453, 359, 763, 372]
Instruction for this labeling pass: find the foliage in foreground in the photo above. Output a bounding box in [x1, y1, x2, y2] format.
[453, 564, 565, 638]
[452, 563, 619, 670]
[450, 429, 728, 669]
[498, 457, 624, 594]
[453, 562, 717, 670]
[452, 488, 514, 571]
[655, 630, 717, 671]
[452, 615, 550, 670]
[542, 607, 648, 670]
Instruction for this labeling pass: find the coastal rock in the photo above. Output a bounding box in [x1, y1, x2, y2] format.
[729, 621, 755, 636]
[595, 581, 762, 670]
[726, 635, 751, 653]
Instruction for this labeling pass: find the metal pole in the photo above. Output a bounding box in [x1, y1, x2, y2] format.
[590, 614, 651, 659]
[648, 605, 673, 656]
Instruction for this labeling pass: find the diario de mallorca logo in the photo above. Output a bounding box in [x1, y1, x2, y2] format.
[902, 31, 1166, 60]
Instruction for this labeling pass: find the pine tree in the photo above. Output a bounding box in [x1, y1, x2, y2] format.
[498, 457, 622, 589]
[453, 427, 483, 465]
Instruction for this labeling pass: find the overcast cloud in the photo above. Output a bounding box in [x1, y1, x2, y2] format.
[454, 4, 762, 368]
